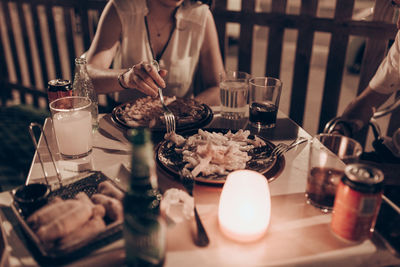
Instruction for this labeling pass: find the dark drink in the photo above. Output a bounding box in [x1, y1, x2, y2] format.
[305, 167, 343, 212]
[249, 102, 278, 128]
[47, 79, 72, 103]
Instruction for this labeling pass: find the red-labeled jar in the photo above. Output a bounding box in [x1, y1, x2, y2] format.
[47, 79, 73, 103]
[331, 163, 384, 243]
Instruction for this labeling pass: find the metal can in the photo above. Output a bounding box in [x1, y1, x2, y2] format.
[47, 79, 73, 103]
[331, 163, 384, 243]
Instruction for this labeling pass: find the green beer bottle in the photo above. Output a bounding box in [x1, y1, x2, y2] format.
[124, 128, 166, 266]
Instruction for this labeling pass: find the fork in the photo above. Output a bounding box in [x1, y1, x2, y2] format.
[151, 60, 176, 133]
[180, 168, 210, 247]
[271, 137, 308, 158]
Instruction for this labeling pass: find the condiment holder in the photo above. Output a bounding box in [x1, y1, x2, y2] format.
[12, 122, 63, 217]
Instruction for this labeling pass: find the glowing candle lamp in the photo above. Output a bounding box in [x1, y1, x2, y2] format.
[218, 170, 271, 242]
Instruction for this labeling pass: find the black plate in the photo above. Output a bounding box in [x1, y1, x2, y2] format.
[111, 99, 213, 133]
[156, 129, 279, 184]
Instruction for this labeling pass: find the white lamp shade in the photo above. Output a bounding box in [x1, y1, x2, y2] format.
[218, 170, 271, 242]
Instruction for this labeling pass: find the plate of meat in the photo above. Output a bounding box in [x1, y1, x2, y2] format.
[156, 129, 281, 184]
[10, 172, 124, 264]
[112, 96, 213, 132]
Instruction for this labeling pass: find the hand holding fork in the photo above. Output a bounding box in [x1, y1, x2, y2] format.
[151, 60, 176, 133]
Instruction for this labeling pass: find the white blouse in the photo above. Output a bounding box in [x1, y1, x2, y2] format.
[369, 31, 400, 94]
[112, 0, 209, 102]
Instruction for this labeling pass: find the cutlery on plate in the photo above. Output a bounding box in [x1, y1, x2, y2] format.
[257, 137, 308, 164]
[271, 137, 308, 158]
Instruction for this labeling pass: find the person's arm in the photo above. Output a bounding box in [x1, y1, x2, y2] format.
[194, 10, 225, 106]
[85, 2, 163, 97]
[85, 1, 124, 94]
[335, 28, 400, 135]
[339, 86, 392, 133]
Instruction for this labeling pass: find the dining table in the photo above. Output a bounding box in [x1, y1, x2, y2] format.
[0, 107, 399, 267]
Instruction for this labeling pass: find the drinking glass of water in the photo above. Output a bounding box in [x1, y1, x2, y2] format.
[248, 77, 282, 129]
[49, 96, 93, 159]
[220, 70, 250, 119]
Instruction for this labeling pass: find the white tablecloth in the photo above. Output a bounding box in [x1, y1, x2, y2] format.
[1, 111, 399, 267]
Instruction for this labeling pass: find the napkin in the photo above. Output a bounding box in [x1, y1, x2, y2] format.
[101, 162, 131, 192]
[98, 114, 130, 146]
[160, 188, 194, 225]
[28, 159, 94, 184]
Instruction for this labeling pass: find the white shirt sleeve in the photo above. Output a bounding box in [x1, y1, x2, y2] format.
[369, 31, 400, 94]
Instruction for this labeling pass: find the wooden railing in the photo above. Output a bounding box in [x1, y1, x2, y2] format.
[213, 0, 398, 135]
[0, 0, 106, 107]
[0, 0, 398, 137]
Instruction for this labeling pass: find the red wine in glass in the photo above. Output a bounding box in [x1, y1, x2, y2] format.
[249, 102, 278, 128]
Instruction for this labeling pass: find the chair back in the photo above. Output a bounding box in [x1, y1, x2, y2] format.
[0, 0, 106, 107]
[213, 0, 398, 140]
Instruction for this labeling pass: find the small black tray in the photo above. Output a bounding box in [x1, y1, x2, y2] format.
[10, 171, 123, 265]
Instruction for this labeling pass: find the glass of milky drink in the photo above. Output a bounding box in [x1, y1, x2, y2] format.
[220, 70, 250, 119]
[49, 96, 93, 159]
[305, 134, 363, 213]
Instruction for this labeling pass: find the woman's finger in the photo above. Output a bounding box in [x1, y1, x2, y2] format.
[143, 63, 167, 88]
[125, 67, 157, 96]
[133, 64, 160, 90]
[132, 74, 158, 96]
[159, 69, 168, 78]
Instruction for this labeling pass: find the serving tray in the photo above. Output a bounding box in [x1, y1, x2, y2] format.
[10, 171, 123, 265]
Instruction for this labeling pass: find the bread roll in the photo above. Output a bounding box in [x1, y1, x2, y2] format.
[75, 192, 106, 218]
[91, 193, 123, 222]
[36, 202, 93, 243]
[27, 199, 81, 230]
[58, 216, 106, 248]
[98, 181, 124, 201]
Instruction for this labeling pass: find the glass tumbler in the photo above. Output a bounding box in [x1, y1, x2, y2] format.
[248, 77, 282, 129]
[220, 70, 250, 119]
[49, 96, 93, 159]
[305, 133, 363, 212]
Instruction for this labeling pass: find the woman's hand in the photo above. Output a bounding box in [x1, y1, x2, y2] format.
[121, 61, 168, 97]
[331, 120, 356, 137]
